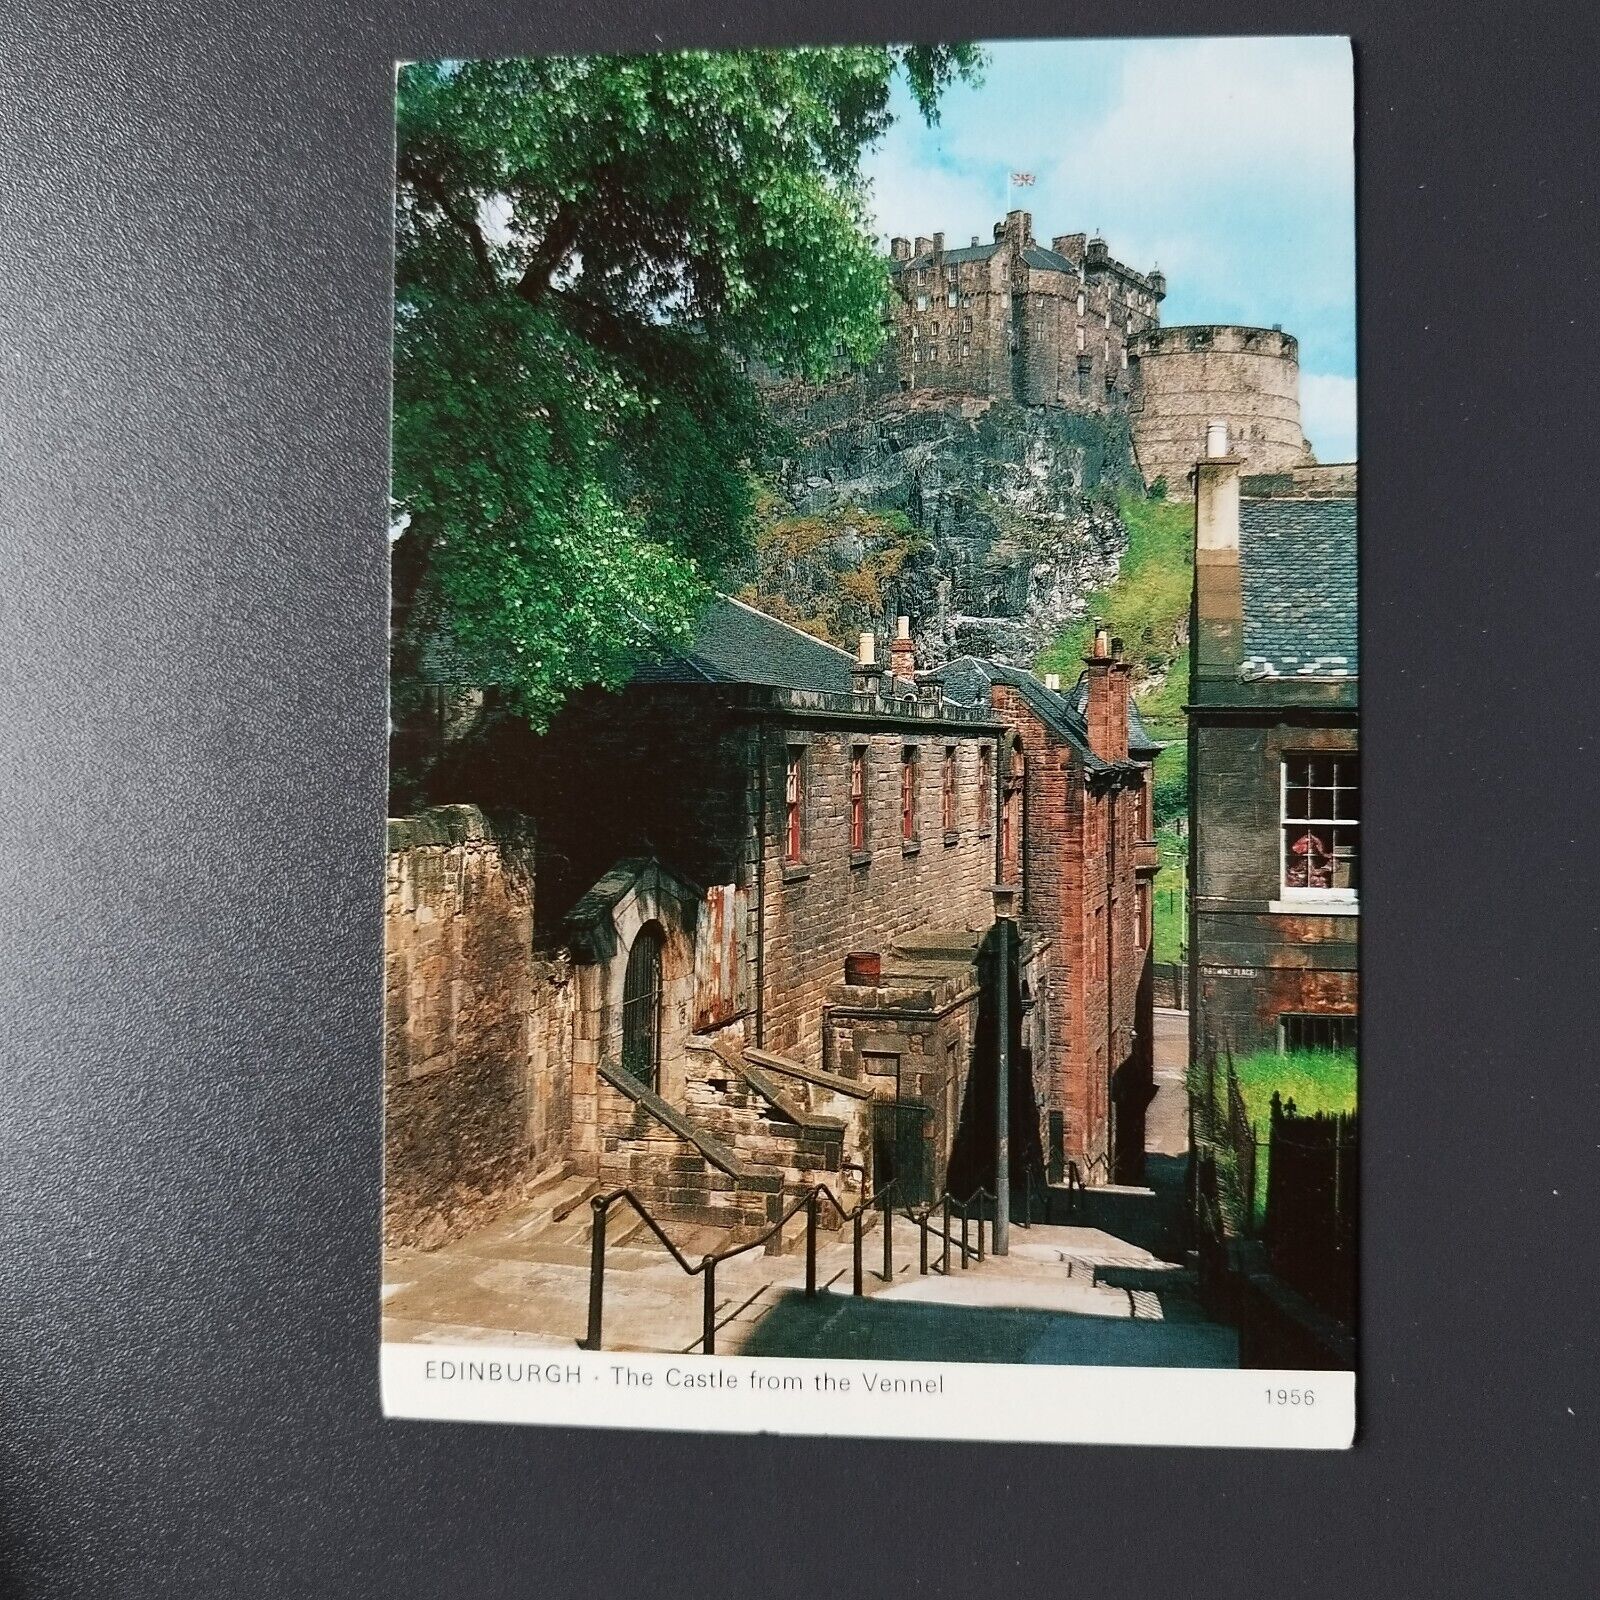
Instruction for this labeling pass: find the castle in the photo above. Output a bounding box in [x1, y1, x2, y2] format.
[763, 209, 1319, 494]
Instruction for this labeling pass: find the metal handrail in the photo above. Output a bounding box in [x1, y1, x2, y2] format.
[581, 1173, 896, 1354]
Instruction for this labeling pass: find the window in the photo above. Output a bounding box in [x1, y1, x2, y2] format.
[784, 746, 805, 864]
[942, 746, 958, 836]
[946, 264, 958, 282]
[1076, 324, 1085, 354]
[947, 290, 958, 308]
[915, 294, 929, 312]
[1136, 880, 1150, 951]
[850, 746, 868, 855]
[901, 747, 919, 843]
[1076, 291, 1085, 317]
[1002, 738, 1024, 879]
[1280, 1013, 1359, 1054]
[962, 315, 973, 333]
[1282, 753, 1359, 897]
[932, 320, 940, 336]
[978, 745, 993, 831]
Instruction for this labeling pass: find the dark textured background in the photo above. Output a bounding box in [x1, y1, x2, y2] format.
[1, 2, 1596, 1594]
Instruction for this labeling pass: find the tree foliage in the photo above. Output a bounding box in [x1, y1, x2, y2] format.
[392, 46, 981, 731]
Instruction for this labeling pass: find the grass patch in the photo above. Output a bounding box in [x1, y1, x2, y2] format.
[1191, 1049, 1357, 1225]
[1151, 825, 1187, 966]
[1231, 1049, 1358, 1125]
[1037, 492, 1192, 692]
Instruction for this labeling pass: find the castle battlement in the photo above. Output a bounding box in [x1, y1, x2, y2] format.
[757, 214, 1315, 495]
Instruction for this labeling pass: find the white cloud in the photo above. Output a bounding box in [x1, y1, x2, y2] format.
[1300, 372, 1359, 463]
[1066, 37, 1353, 195]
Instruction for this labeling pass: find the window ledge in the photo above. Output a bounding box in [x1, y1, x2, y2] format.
[782, 863, 812, 884]
[943, 829, 960, 847]
[848, 850, 872, 870]
[901, 841, 921, 858]
[1270, 897, 1358, 917]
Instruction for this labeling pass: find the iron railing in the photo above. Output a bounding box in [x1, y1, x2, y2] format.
[581, 1167, 1061, 1354]
[581, 1176, 899, 1355]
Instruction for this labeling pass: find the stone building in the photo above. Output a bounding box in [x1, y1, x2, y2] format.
[925, 649, 1161, 1186]
[877, 210, 1165, 408]
[386, 595, 1158, 1249]
[754, 211, 1324, 499]
[1128, 324, 1314, 494]
[1185, 425, 1358, 1063]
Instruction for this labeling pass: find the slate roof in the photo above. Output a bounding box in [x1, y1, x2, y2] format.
[1237, 497, 1359, 680]
[891, 242, 999, 272]
[1020, 244, 1080, 275]
[628, 594, 858, 694]
[924, 657, 1118, 772]
[1064, 673, 1165, 759]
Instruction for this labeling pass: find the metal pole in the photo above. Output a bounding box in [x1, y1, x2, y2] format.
[942, 1195, 952, 1274]
[881, 1191, 893, 1282]
[995, 914, 1012, 1254]
[852, 1208, 864, 1296]
[976, 1199, 986, 1263]
[582, 1196, 607, 1351]
[960, 1205, 970, 1268]
[920, 1211, 929, 1275]
[702, 1259, 717, 1355]
[805, 1191, 818, 1297]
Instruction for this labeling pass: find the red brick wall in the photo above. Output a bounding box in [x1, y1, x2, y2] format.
[757, 725, 999, 1068]
[990, 686, 1150, 1182]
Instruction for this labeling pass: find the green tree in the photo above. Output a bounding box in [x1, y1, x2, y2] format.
[393, 46, 982, 733]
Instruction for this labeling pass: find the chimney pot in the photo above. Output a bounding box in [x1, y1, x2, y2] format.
[858, 631, 876, 666]
[971, 235, 980, 247]
[1111, 636, 1124, 661]
[1206, 419, 1230, 458]
[1043, 673, 1061, 691]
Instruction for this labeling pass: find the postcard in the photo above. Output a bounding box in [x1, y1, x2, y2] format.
[381, 35, 1357, 1447]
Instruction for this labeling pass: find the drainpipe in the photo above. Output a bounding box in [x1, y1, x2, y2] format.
[1106, 763, 1118, 1182]
[755, 718, 767, 1049]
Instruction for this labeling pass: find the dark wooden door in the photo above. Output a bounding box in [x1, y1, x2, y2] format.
[620, 925, 663, 1090]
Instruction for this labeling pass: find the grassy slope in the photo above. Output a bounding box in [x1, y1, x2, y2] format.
[1209, 1049, 1358, 1224]
[1039, 492, 1195, 963]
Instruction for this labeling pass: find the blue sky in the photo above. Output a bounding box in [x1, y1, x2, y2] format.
[864, 37, 1357, 461]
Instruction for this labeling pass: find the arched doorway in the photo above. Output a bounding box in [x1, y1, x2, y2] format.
[620, 923, 664, 1091]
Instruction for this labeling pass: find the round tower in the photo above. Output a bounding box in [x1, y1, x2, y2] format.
[1126, 325, 1312, 496]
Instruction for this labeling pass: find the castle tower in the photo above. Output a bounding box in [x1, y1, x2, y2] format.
[1126, 325, 1314, 496]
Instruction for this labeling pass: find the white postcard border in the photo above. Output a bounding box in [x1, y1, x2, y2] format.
[382, 1341, 1354, 1450]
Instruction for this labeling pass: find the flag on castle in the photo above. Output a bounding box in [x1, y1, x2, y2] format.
[1010, 171, 1035, 186]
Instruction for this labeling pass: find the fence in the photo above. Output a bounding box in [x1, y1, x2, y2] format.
[1263, 1095, 1358, 1324]
[1188, 1041, 1358, 1329]
[1189, 1042, 1259, 1236]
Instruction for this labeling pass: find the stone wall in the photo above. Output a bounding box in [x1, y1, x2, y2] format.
[1129, 325, 1311, 495]
[1190, 718, 1359, 1058]
[384, 806, 573, 1248]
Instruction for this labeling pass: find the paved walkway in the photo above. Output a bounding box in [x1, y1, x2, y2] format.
[1146, 1006, 1190, 1158]
[384, 1188, 1234, 1368]
[383, 1007, 1231, 1366]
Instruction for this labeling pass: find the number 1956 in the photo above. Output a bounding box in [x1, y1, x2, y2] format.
[1266, 1388, 1316, 1406]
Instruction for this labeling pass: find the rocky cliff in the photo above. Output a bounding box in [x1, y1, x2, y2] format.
[738, 383, 1144, 667]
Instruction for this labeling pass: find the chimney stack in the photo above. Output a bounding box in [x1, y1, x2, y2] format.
[932, 231, 945, 255]
[890, 236, 911, 262]
[852, 630, 884, 695]
[1083, 617, 1131, 763]
[914, 235, 933, 257]
[889, 615, 917, 683]
[1193, 419, 1246, 682]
